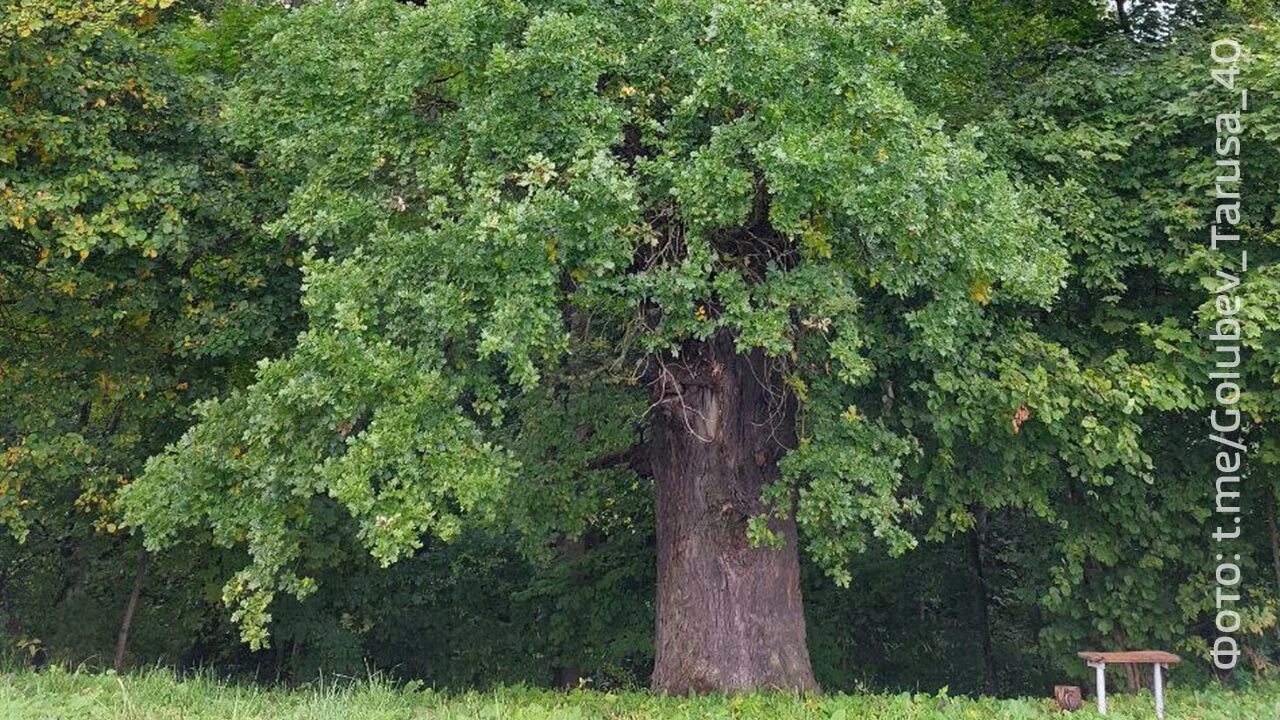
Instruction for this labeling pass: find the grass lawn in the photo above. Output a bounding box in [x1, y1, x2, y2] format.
[3, 668, 1278, 719]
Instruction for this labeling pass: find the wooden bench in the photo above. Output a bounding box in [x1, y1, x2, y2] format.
[1077, 651, 1182, 718]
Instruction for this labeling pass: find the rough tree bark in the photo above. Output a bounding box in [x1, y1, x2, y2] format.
[649, 330, 817, 694]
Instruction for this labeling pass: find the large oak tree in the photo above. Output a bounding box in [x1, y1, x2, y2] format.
[124, 0, 1066, 692]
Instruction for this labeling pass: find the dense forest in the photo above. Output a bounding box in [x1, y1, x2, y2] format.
[3, 0, 1279, 701]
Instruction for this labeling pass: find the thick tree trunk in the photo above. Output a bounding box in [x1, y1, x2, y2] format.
[649, 331, 817, 694]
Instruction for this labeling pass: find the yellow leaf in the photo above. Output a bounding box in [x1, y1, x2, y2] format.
[969, 281, 992, 306]
[801, 216, 833, 259]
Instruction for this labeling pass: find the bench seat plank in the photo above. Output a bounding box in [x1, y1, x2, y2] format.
[1077, 650, 1181, 664]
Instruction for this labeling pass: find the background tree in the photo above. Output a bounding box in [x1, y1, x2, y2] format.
[807, 6, 1280, 692]
[0, 0, 302, 666]
[966, 18, 1280, 678]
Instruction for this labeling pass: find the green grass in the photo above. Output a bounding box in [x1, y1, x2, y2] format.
[2, 668, 1279, 719]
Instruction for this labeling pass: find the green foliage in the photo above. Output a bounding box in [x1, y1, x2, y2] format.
[0, 0, 301, 665]
[0, 0, 302, 531]
[891, 20, 1280, 674]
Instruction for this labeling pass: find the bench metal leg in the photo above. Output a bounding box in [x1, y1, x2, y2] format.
[1088, 661, 1107, 715]
[1154, 662, 1165, 719]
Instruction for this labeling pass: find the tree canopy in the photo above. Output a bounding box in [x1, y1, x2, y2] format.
[122, 0, 1066, 650]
